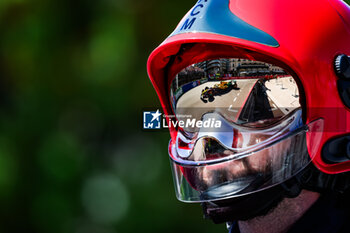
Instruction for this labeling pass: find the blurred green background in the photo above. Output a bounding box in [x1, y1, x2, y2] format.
[0, 0, 225, 232]
[0, 0, 349, 233]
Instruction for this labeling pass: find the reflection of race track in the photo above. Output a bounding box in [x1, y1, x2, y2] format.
[176, 80, 257, 123]
[265, 77, 300, 115]
[176, 76, 300, 124]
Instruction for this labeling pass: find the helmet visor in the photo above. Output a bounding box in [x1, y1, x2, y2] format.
[168, 58, 324, 202]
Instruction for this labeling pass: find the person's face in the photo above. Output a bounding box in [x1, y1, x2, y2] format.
[184, 134, 293, 192]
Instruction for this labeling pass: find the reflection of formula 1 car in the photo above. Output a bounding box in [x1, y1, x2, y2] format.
[200, 87, 214, 103]
[213, 81, 238, 90]
[200, 81, 238, 103]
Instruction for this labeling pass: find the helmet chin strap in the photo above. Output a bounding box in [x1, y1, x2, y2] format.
[201, 164, 350, 224]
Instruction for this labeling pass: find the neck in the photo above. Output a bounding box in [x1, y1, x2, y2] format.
[238, 190, 320, 233]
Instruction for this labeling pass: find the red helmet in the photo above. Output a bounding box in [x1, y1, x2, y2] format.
[147, 0, 350, 203]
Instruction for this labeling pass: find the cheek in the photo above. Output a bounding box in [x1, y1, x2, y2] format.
[245, 138, 293, 172]
[245, 150, 271, 172]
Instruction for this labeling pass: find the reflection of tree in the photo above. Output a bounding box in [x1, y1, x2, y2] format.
[176, 66, 205, 87]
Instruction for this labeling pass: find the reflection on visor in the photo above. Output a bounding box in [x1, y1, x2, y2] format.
[170, 118, 324, 202]
[174, 109, 303, 163]
[170, 58, 300, 130]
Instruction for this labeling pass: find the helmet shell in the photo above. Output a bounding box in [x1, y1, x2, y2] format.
[147, 0, 350, 174]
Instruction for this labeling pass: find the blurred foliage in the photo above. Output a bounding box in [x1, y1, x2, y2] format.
[0, 0, 348, 233]
[0, 0, 223, 232]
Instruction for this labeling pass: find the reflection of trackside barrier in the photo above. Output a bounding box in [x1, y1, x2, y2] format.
[182, 80, 201, 93]
[174, 88, 183, 100]
[219, 75, 290, 80]
[200, 78, 209, 84]
[173, 80, 202, 105]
